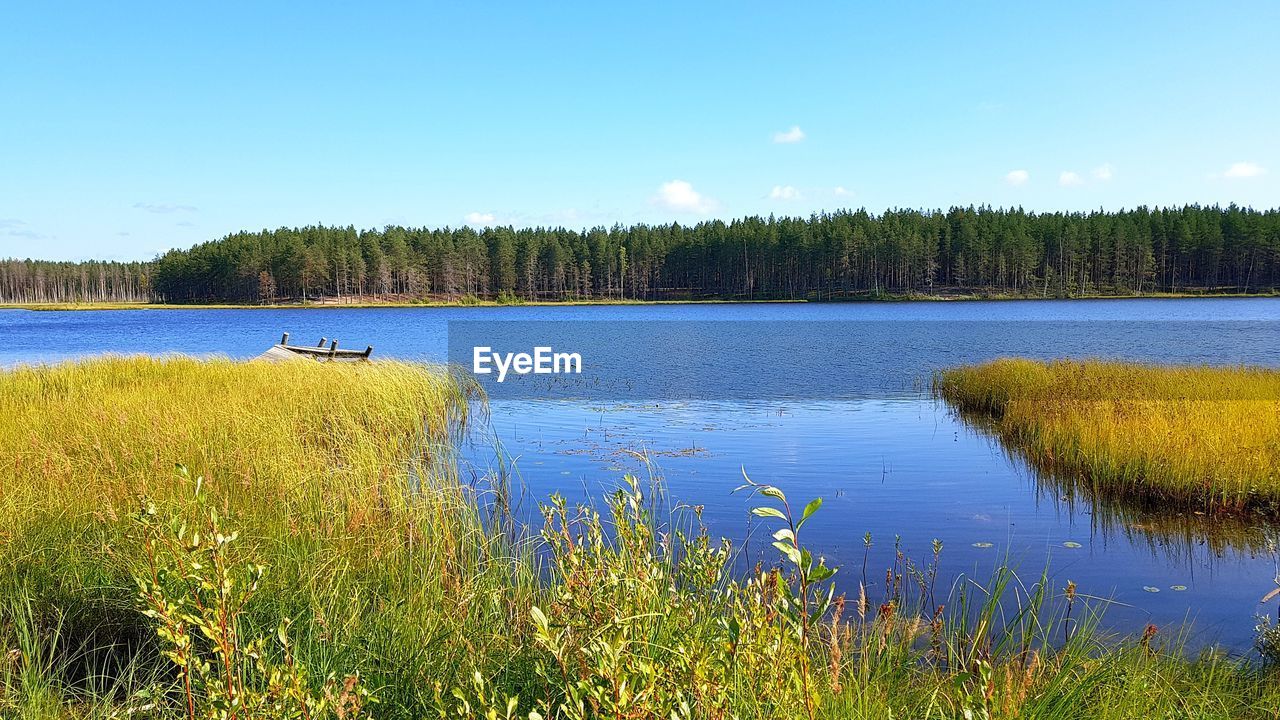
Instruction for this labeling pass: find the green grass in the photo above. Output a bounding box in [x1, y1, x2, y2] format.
[935, 358, 1280, 513]
[2, 356, 1278, 718]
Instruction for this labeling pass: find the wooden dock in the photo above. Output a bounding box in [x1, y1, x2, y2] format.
[257, 333, 374, 362]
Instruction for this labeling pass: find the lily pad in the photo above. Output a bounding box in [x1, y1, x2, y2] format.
[1170, 585, 1187, 591]
[1062, 541, 1083, 549]
[1142, 586, 1160, 593]
[972, 542, 995, 549]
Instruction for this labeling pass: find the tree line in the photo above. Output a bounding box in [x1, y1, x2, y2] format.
[3, 205, 1279, 304]
[0, 259, 151, 304]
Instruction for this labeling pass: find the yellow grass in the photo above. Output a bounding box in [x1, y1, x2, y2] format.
[0, 355, 471, 512]
[0, 298, 801, 311]
[936, 358, 1280, 512]
[0, 356, 539, 715]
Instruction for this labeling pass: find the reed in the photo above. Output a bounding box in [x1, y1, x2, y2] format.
[2, 356, 1278, 718]
[935, 358, 1280, 513]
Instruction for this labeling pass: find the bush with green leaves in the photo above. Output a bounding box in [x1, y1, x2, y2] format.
[130, 475, 371, 720]
[437, 473, 848, 720]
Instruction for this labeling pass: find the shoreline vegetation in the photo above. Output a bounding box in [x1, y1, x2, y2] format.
[3, 206, 1280, 306]
[3, 287, 1278, 312]
[3, 357, 1280, 717]
[935, 359, 1280, 514]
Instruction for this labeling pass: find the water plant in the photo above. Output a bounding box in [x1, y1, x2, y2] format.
[935, 358, 1280, 513]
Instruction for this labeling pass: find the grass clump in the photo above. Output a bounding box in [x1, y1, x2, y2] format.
[935, 358, 1280, 513]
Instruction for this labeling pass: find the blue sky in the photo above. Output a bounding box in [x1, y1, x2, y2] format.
[2, 2, 1277, 261]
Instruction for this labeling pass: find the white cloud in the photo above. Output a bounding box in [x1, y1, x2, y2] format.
[833, 186, 853, 197]
[652, 180, 718, 214]
[464, 212, 497, 226]
[1005, 169, 1029, 186]
[772, 125, 806, 144]
[1222, 161, 1267, 179]
[133, 202, 197, 214]
[549, 208, 581, 224]
[769, 185, 801, 200]
[4, 227, 49, 240]
[1092, 163, 1114, 181]
[1058, 171, 1084, 187]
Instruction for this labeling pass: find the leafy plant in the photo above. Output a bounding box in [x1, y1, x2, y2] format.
[132, 471, 371, 720]
[440, 475, 846, 720]
[734, 472, 838, 719]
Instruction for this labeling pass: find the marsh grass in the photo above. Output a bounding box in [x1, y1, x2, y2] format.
[2, 356, 1279, 718]
[444, 477, 1280, 719]
[0, 356, 538, 717]
[935, 358, 1280, 514]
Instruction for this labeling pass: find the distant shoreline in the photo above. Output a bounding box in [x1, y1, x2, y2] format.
[2, 289, 1278, 311]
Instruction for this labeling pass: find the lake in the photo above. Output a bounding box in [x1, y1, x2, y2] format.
[4, 298, 1279, 650]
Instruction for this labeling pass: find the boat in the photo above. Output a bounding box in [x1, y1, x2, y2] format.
[256, 333, 373, 362]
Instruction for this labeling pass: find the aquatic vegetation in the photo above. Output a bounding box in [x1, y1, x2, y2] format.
[936, 358, 1280, 513]
[3, 356, 1280, 718]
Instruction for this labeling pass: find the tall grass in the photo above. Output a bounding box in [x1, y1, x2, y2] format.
[442, 478, 1280, 719]
[935, 358, 1280, 513]
[0, 356, 537, 717]
[2, 356, 1279, 718]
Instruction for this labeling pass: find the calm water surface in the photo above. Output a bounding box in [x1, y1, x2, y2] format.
[4, 298, 1279, 649]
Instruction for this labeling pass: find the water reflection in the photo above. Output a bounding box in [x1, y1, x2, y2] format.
[951, 406, 1280, 567]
